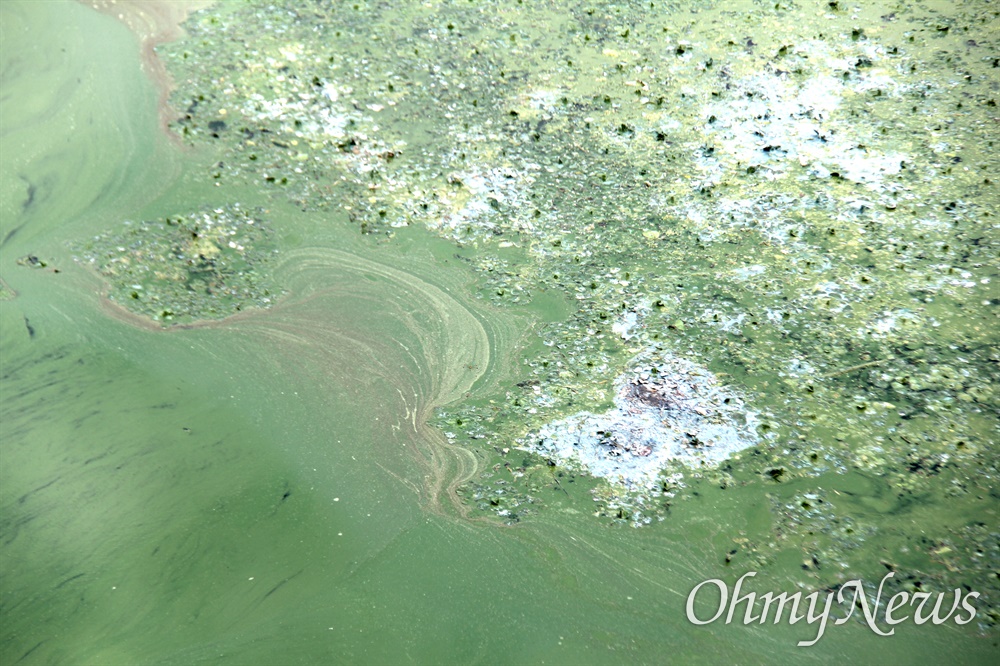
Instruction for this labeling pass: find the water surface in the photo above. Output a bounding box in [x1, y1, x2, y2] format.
[1, 1, 996, 664]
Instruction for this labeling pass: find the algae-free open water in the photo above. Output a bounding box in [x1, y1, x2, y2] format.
[1, 1, 997, 664]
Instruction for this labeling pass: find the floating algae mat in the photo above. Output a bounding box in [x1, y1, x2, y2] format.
[1, 0, 998, 664]
[76, 204, 279, 324]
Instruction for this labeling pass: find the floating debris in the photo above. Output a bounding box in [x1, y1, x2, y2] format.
[524, 352, 759, 493]
[16, 254, 49, 269]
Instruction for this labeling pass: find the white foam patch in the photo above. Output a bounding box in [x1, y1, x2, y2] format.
[522, 352, 760, 492]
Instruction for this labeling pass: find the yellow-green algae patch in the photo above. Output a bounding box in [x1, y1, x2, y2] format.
[75, 204, 279, 324]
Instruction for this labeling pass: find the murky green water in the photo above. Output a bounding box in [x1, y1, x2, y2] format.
[1, 0, 996, 664]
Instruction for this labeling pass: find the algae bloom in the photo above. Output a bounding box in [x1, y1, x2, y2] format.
[525, 351, 759, 492]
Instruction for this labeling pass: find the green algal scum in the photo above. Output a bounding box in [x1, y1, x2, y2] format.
[76, 204, 279, 324]
[146, 0, 999, 622]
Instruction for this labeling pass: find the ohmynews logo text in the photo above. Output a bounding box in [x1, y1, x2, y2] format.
[686, 571, 979, 646]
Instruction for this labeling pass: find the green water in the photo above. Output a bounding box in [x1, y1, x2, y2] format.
[1, 1, 997, 664]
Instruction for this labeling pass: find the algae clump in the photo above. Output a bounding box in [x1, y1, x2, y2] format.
[77, 204, 278, 324]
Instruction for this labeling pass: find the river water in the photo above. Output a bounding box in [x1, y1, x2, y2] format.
[1, 1, 996, 664]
